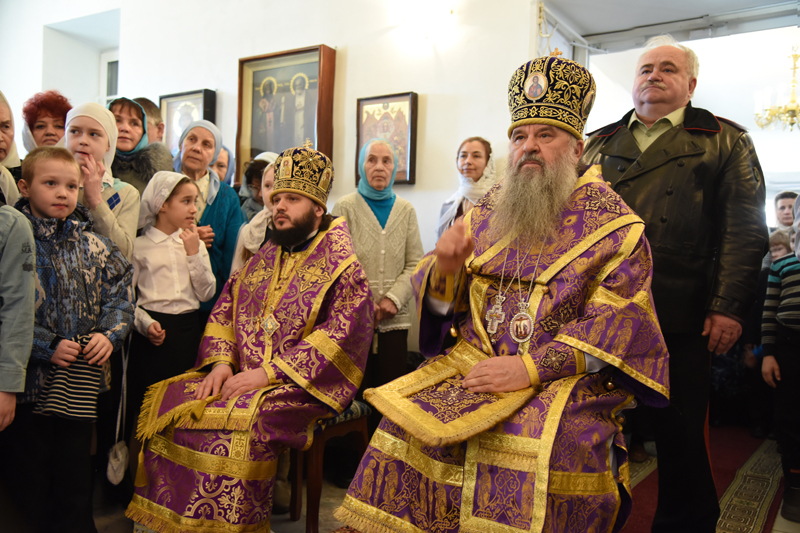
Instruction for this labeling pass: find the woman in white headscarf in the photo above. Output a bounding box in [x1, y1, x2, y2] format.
[21, 90, 72, 153]
[436, 136, 497, 240]
[60, 102, 140, 259]
[231, 152, 278, 272]
[1, 90, 71, 207]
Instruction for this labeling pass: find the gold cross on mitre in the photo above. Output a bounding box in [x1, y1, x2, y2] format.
[550, 48, 563, 57]
[302, 139, 317, 165]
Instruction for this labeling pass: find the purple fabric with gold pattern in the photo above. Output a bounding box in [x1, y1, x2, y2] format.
[335, 165, 669, 533]
[126, 217, 374, 533]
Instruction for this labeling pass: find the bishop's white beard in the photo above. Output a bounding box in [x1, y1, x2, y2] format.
[491, 146, 580, 245]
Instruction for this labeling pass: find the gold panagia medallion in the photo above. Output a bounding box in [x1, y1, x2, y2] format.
[262, 314, 279, 337]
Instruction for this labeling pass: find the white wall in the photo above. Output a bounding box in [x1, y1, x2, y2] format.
[586, 26, 800, 225]
[42, 27, 101, 106]
[0, 0, 544, 255]
[5, 3, 797, 245]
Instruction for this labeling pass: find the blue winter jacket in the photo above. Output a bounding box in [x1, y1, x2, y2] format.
[15, 199, 135, 404]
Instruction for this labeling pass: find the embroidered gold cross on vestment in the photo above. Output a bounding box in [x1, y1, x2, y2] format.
[297, 257, 332, 292]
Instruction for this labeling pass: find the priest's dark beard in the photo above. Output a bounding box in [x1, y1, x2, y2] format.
[270, 207, 318, 248]
[491, 147, 580, 245]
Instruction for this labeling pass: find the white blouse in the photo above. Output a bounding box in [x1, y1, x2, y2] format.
[132, 226, 216, 335]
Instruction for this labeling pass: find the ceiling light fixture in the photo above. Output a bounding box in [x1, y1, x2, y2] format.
[755, 48, 799, 131]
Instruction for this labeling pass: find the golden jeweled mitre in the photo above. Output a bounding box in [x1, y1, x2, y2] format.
[507, 50, 596, 139]
[270, 140, 334, 211]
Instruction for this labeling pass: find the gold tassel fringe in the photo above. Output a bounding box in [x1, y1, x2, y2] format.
[134, 446, 148, 487]
[174, 411, 226, 431]
[135, 373, 208, 442]
[333, 504, 406, 533]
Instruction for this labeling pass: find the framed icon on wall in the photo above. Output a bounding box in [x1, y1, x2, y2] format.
[159, 89, 216, 156]
[236, 45, 336, 185]
[356, 92, 418, 185]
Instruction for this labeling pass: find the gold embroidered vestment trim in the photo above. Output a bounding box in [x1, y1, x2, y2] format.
[148, 434, 277, 480]
[305, 330, 364, 387]
[370, 429, 464, 486]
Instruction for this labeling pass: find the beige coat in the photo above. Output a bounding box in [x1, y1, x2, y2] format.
[332, 193, 423, 332]
[78, 180, 140, 260]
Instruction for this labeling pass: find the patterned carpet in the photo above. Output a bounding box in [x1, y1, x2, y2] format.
[716, 439, 784, 533]
[629, 454, 658, 489]
[625, 427, 785, 533]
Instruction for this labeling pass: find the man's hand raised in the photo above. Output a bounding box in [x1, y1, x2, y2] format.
[435, 218, 474, 275]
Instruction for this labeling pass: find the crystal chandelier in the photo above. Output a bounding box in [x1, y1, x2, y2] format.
[755, 49, 799, 131]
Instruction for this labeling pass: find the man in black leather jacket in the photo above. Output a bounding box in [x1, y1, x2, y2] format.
[582, 35, 768, 533]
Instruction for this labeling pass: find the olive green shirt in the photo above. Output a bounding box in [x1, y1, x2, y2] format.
[628, 106, 686, 153]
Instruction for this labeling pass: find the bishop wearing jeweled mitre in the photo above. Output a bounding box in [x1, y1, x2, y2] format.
[335, 51, 670, 533]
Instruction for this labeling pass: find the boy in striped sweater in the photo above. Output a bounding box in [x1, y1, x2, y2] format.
[0, 146, 134, 533]
[762, 228, 800, 522]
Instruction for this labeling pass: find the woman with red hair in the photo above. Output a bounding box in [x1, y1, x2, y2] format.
[21, 90, 72, 152]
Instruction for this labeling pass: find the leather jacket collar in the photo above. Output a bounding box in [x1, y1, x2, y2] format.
[588, 102, 723, 138]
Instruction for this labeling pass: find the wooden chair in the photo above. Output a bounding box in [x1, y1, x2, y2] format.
[289, 400, 371, 533]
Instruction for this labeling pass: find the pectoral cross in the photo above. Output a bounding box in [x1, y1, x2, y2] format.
[485, 296, 506, 336]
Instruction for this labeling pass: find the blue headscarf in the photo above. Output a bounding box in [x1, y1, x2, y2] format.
[357, 138, 397, 228]
[173, 120, 223, 172]
[109, 98, 149, 156]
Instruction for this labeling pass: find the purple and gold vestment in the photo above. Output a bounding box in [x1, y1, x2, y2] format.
[126, 217, 374, 533]
[335, 166, 670, 533]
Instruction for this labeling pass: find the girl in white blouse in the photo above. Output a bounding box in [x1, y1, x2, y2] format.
[127, 171, 215, 474]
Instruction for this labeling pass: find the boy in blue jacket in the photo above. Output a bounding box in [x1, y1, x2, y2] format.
[0, 146, 134, 533]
